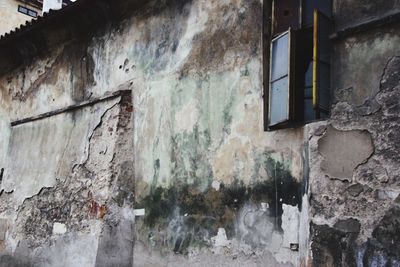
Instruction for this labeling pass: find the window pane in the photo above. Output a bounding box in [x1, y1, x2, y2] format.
[313, 10, 332, 112]
[304, 98, 315, 122]
[305, 62, 313, 89]
[318, 63, 330, 110]
[271, 33, 289, 81]
[317, 14, 332, 64]
[19, 6, 28, 14]
[28, 10, 37, 17]
[270, 77, 289, 126]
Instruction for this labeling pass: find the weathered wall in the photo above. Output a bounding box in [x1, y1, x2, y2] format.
[307, 11, 400, 266]
[3, 0, 399, 266]
[333, 0, 400, 30]
[0, 0, 308, 266]
[0, 41, 135, 266]
[111, 0, 306, 265]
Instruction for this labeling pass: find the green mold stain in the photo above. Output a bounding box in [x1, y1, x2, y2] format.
[170, 125, 213, 191]
[135, 156, 303, 255]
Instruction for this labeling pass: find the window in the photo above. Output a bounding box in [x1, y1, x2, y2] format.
[269, 30, 291, 126]
[265, 0, 333, 129]
[313, 10, 332, 113]
[18, 5, 38, 18]
[17, 0, 42, 9]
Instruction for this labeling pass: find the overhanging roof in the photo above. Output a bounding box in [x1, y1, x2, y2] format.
[0, 0, 148, 74]
[0, 0, 80, 42]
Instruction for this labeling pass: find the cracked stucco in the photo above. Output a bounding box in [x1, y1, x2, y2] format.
[308, 48, 400, 265]
[0, 89, 133, 266]
[1, 97, 120, 209]
[1, 0, 399, 266]
[0, 0, 307, 265]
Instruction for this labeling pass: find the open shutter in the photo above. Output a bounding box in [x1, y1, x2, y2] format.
[269, 29, 293, 126]
[312, 10, 333, 114]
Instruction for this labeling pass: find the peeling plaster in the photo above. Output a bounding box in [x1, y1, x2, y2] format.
[1, 98, 120, 209]
[52, 223, 67, 235]
[309, 54, 400, 264]
[0, 0, 309, 265]
[318, 126, 374, 181]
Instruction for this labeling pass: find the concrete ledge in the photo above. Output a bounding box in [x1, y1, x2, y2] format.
[331, 11, 400, 40]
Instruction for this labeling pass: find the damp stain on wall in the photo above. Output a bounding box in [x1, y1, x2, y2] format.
[135, 155, 303, 255]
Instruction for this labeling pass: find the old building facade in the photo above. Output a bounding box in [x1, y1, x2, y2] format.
[0, 0, 76, 37]
[0, 0, 399, 266]
[0, 0, 41, 37]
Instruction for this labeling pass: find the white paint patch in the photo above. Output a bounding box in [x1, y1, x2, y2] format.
[299, 194, 310, 263]
[175, 98, 198, 133]
[260, 202, 269, 212]
[211, 180, 221, 191]
[377, 190, 399, 200]
[121, 206, 136, 221]
[273, 204, 301, 265]
[211, 228, 231, 248]
[134, 209, 146, 217]
[281, 204, 300, 246]
[52, 222, 67, 235]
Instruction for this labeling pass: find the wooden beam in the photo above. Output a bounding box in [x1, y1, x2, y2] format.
[11, 90, 131, 127]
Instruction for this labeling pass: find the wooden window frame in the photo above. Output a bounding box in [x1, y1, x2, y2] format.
[264, 0, 333, 131]
[18, 5, 38, 18]
[268, 29, 293, 127]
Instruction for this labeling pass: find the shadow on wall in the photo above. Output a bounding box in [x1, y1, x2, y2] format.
[0, 254, 34, 267]
[311, 203, 400, 267]
[135, 154, 303, 255]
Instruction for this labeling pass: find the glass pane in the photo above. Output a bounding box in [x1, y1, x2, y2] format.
[304, 98, 315, 122]
[271, 34, 289, 81]
[313, 11, 332, 113]
[305, 62, 313, 89]
[28, 10, 37, 17]
[19, 6, 28, 14]
[317, 14, 332, 64]
[318, 63, 330, 110]
[305, 63, 316, 121]
[269, 77, 289, 126]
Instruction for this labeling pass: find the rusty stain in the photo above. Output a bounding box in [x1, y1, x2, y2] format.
[89, 200, 107, 219]
[125, 105, 133, 112]
[98, 205, 107, 219]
